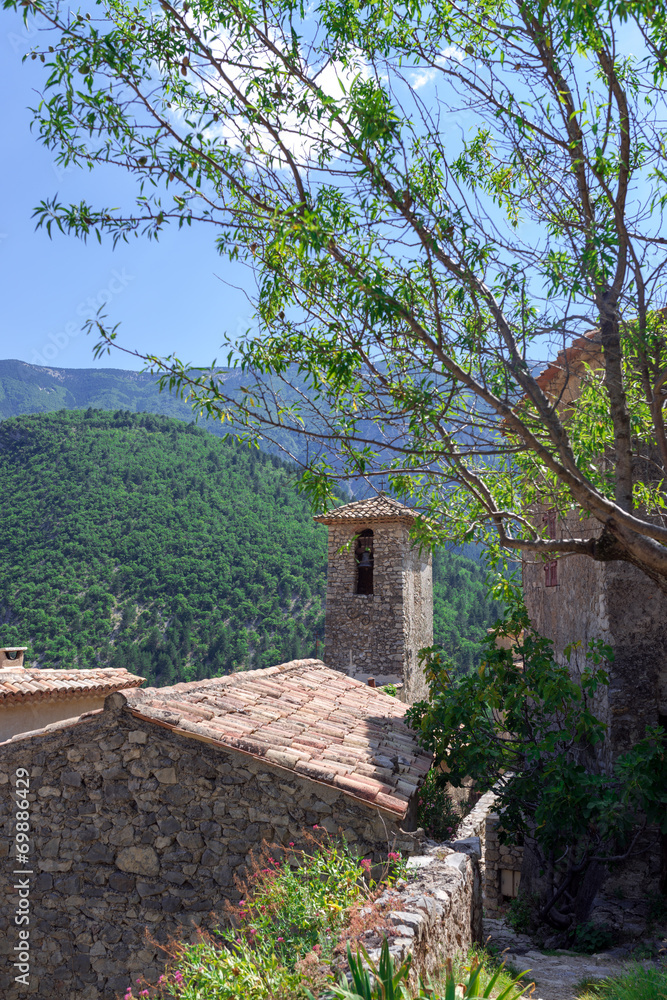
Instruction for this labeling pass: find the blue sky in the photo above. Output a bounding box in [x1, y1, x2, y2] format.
[1, 9, 254, 372]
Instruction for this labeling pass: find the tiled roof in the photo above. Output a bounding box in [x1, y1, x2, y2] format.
[534, 329, 602, 391]
[0, 667, 145, 705]
[313, 495, 419, 525]
[124, 659, 432, 819]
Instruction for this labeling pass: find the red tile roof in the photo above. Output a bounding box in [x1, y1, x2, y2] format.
[0, 667, 144, 705]
[534, 329, 602, 391]
[124, 659, 432, 819]
[313, 495, 418, 525]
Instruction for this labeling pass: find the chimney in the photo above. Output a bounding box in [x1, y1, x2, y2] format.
[0, 647, 27, 669]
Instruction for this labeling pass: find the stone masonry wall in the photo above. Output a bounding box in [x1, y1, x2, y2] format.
[0, 703, 421, 1000]
[402, 538, 433, 704]
[482, 814, 523, 920]
[523, 510, 666, 911]
[522, 510, 667, 758]
[456, 790, 662, 938]
[349, 841, 482, 989]
[323, 521, 432, 701]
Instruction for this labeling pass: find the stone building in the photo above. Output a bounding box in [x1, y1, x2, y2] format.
[0, 647, 143, 742]
[521, 330, 667, 923]
[314, 495, 433, 702]
[0, 658, 432, 999]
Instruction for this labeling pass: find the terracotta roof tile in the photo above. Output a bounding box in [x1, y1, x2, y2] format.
[0, 667, 144, 705]
[313, 495, 419, 525]
[123, 658, 431, 819]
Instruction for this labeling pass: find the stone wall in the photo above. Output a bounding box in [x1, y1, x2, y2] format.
[481, 814, 523, 920]
[322, 520, 432, 702]
[522, 510, 667, 759]
[456, 789, 662, 939]
[0, 704, 421, 1000]
[347, 840, 482, 989]
[523, 513, 667, 909]
[402, 537, 433, 704]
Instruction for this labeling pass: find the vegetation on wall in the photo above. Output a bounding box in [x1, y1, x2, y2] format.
[0, 410, 498, 682]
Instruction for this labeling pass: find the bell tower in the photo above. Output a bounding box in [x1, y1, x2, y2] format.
[314, 495, 433, 703]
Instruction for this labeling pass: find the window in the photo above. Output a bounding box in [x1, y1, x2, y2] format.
[544, 509, 557, 537]
[355, 529, 374, 594]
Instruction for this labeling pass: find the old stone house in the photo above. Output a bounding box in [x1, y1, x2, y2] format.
[0, 658, 432, 1000]
[520, 330, 667, 928]
[0, 646, 143, 742]
[314, 494, 433, 702]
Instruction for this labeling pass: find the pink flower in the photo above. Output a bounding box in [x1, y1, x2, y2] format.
[141, 993, 149, 997]
[313, 824, 319, 829]
[174, 971, 184, 984]
[288, 842, 294, 847]
[360, 859, 372, 873]
[239, 900, 245, 906]
[388, 852, 400, 862]
[277, 937, 284, 943]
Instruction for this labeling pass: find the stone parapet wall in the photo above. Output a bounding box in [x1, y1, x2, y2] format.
[0, 706, 421, 1000]
[344, 843, 482, 988]
[482, 814, 523, 919]
[450, 787, 523, 920]
[455, 789, 498, 842]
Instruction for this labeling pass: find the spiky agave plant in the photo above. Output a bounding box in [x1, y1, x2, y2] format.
[306, 942, 531, 1000]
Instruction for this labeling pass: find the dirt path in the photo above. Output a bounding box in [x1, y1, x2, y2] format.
[483, 918, 664, 1000]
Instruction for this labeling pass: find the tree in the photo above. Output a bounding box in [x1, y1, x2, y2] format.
[8, 0, 667, 588]
[406, 593, 667, 930]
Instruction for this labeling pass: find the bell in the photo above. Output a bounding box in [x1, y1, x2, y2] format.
[358, 550, 373, 569]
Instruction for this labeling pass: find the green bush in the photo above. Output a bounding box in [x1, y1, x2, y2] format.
[505, 893, 534, 936]
[577, 964, 667, 1000]
[122, 835, 408, 1000]
[316, 940, 530, 1000]
[570, 921, 614, 955]
[415, 769, 459, 841]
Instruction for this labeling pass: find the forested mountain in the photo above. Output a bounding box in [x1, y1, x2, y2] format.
[0, 410, 499, 682]
[0, 410, 327, 683]
[0, 358, 241, 424]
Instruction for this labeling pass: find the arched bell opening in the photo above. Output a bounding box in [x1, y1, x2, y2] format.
[355, 529, 374, 595]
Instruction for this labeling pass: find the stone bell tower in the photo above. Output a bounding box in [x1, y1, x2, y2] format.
[314, 495, 433, 703]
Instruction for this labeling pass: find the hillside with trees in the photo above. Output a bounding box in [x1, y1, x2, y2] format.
[0, 410, 497, 683]
[0, 358, 243, 424]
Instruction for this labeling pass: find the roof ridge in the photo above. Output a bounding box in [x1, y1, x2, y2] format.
[313, 494, 419, 525]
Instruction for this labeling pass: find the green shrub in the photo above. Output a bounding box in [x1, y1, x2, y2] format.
[570, 921, 614, 954]
[576, 964, 667, 1000]
[505, 893, 534, 936]
[416, 769, 459, 841]
[122, 835, 409, 1000]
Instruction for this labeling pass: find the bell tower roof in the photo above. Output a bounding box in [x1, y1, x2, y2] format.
[313, 494, 418, 526]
